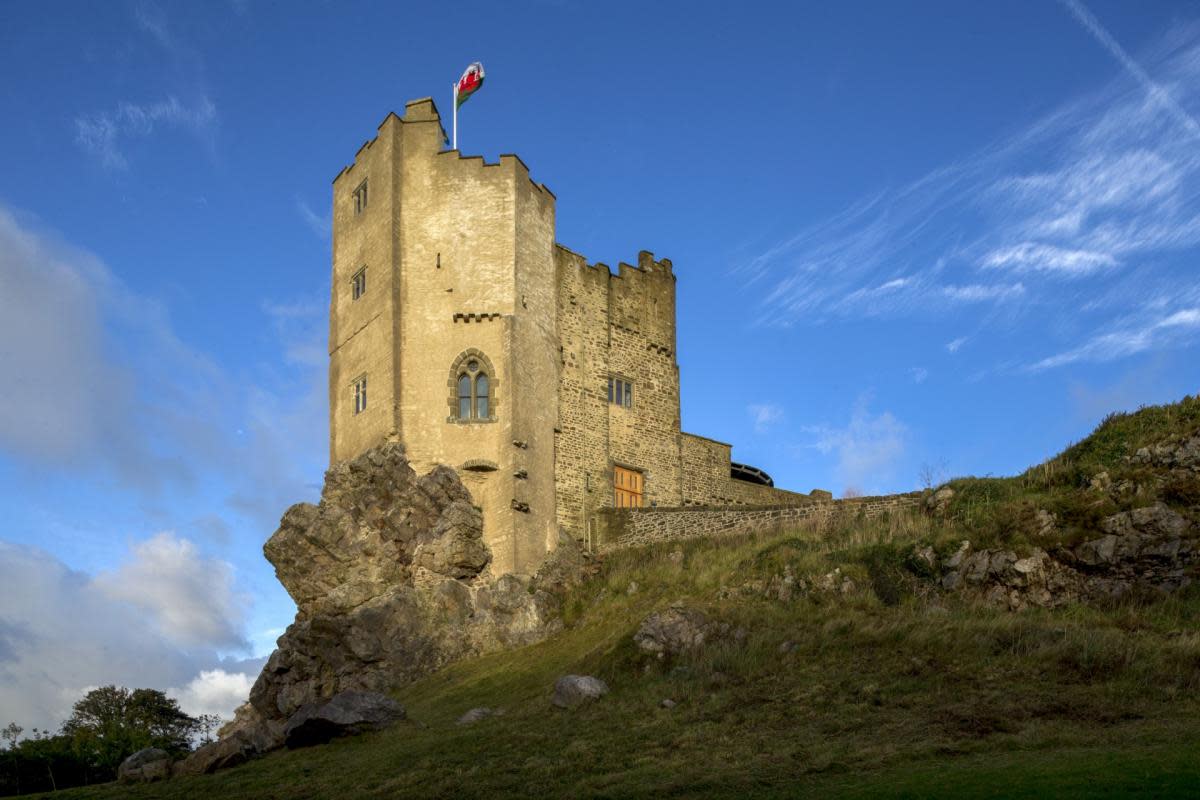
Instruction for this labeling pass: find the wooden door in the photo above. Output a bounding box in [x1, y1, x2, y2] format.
[613, 466, 644, 508]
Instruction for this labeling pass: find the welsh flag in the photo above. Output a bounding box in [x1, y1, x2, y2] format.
[455, 62, 485, 108]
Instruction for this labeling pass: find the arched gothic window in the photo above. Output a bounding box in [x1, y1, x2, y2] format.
[447, 349, 497, 423]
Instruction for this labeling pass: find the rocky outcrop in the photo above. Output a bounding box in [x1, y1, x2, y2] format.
[937, 502, 1197, 609]
[217, 444, 576, 766]
[117, 748, 172, 784]
[1131, 434, 1200, 472]
[634, 606, 712, 658]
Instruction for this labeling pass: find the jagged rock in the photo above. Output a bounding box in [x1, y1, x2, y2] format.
[532, 529, 593, 594]
[1032, 509, 1057, 538]
[174, 734, 258, 776]
[117, 748, 171, 784]
[456, 707, 495, 725]
[284, 691, 406, 749]
[945, 541, 971, 569]
[247, 443, 571, 730]
[1075, 535, 1118, 566]
[412, 502, 491, 579]
[634, 606, 711, 658]
[217, 703, 285, 755]
[1089, 471, 1112, 492]
[1131, 435, 1200, 470]
[1101, 503, 1191, 540]
[926, 486, 955, 514]
[552, 675, 609, 708]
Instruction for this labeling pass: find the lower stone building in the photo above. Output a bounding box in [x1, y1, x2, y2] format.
[328, 98, 822, 575]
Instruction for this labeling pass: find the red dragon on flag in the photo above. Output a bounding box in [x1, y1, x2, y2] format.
[456, 62, 485, 108]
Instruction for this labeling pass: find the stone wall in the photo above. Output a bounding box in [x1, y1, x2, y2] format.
[680, 433, 816, 507]
[554, 248, 683, 545]
[594, 492, 925, 551]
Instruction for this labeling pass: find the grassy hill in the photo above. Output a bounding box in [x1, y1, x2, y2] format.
[41, 398, 1200, 799]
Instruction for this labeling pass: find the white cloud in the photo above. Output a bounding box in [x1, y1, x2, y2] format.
[910, 367, 929, 384]
[0, 203, 325, 514]
[740, 20, 1200, 368]
[0, 541, 261, 731]
[747, 403, 784, 433]
[981, 242, 1117, 274]
[96, 533, 248, 649]
[75, 96, 218, 170]
[941, 283, 1026, 303]
[168, 669, 255, 720]
[804, 398, 908, 495]
[946, 336, 967, 353]
[1030, 306, 1200, 370]
[296, 198, 331, 241]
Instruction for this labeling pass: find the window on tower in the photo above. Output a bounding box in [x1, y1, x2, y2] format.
[448, 350, 497, 423]
[353, 375, 368, 414]
[608, 376, 633, 408]
[352, 267, 366, 300]
[353, 179, 368, 214]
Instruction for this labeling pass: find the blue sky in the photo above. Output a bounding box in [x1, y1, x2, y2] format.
[2, 0, 1199, 730]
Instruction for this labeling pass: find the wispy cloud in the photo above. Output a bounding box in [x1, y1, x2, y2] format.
[739, 14, 1200, 369]
[1030, 305, 1200, 371]
[747, 403, 784, 433]
[75, 96, 217, 170]
[296, 198, 332, 241]
[945, 336, 967, 353]
[802, 396, 908, 495]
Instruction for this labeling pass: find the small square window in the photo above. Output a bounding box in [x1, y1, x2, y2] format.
[353, 180, 369, 214]
[353, 375, 368, 414]
[352, 267, 366, 300]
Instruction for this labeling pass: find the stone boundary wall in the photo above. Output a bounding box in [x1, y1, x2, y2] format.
[594, 492, 924, 552]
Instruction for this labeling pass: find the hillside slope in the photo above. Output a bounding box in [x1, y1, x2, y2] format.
[43, 398, 1200, 799]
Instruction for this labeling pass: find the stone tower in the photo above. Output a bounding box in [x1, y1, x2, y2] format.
[329, 98, 558, 575]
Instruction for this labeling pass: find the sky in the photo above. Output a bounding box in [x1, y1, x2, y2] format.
[2, 0, 1199, 732]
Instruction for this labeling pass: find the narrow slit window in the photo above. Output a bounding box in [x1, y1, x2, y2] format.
[352, 267, 366, 300]
[457, 374, 472, 420]
[353, 375, 368, 415]
[475, 373, 489, 419]
[353, 179, 369, 214]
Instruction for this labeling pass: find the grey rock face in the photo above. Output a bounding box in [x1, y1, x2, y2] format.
[552, 675, 609, 709]
[634, 606, 711, 658]
[284, 691, 406, 749]
[117, 748, 171, 784]
[247, 444, 566, 725]
[174, 734, 258, 777]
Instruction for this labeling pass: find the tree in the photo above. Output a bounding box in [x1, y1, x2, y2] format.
[62, 686, 199, 776]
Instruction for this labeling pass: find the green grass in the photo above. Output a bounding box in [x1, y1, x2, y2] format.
[38, 398, 1200, 798]
[41, 521, 1200, 799]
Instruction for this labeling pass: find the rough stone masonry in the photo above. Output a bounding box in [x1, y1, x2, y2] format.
[327, 98, 829, 575]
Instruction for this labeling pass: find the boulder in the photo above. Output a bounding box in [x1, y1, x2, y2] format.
[633, 606, 711, 658]
[456, 707, 495, 726]
[117, 747, 172, 784]
[552, 675, 609, 709]
[1101, 503, 1191, 540]
[174, 734, 258, 777]
[284, 691, 406, 749]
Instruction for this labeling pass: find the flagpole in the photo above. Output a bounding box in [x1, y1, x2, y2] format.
[452, 83, 457, 150]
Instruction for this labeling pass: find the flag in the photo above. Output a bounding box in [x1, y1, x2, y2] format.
[455, 62, 485, 108]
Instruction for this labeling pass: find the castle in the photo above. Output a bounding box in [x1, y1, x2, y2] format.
[329, 98, 816, 575]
